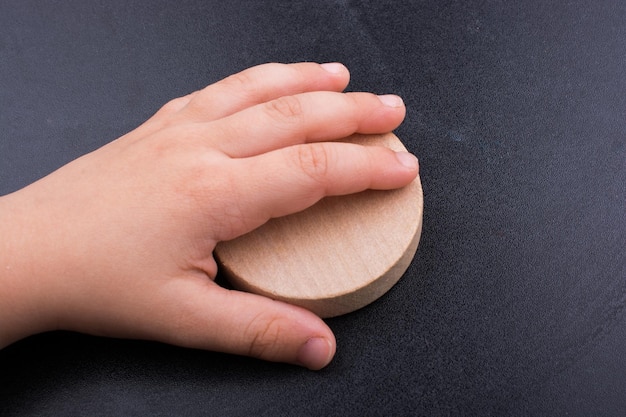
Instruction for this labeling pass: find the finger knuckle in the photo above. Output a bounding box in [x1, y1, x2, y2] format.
[245, 313, 285, 359]
[295, 143, 331, 183]
[264, 95, 303, 123]
[159, 96, 187, 114]
[222, 69, 256, 90]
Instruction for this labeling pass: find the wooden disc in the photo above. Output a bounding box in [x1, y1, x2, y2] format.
[214, 132, 423, 318]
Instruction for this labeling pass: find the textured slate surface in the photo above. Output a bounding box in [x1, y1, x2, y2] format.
[1, 1, 625, 415]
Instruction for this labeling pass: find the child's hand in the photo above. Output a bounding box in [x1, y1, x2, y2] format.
[0, 62, 417, 369]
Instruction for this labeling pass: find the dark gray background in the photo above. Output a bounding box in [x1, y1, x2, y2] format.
[1, 1, 625, 415]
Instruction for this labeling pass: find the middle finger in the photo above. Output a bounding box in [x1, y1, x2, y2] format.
[205, 91, 406, 158]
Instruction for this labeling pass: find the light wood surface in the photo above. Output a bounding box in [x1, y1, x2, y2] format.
[214, 132, 423, 318]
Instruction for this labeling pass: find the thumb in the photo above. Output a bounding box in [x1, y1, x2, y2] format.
[152, 277, 336, 370]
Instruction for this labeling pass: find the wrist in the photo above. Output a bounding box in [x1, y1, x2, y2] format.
[0, 190, 59, 347]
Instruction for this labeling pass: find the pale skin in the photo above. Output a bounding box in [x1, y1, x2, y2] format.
[0, 62, 418, 370]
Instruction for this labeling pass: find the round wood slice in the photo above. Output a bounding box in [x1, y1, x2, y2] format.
[214, 132, 423, 318]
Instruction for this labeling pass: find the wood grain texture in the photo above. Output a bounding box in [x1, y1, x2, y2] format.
[215, 132, 423, 317]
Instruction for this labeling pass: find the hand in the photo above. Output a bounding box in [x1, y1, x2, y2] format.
[0, 62, 418, 370]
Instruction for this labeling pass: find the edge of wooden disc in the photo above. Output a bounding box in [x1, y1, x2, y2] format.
[215, 132, 423, 318]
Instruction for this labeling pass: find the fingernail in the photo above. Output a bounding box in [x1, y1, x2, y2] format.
[320, 62, 346, 74]
[378, 94, 404, 108]
[395, 151, 419, 170]
[297, 337, 333, 370]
